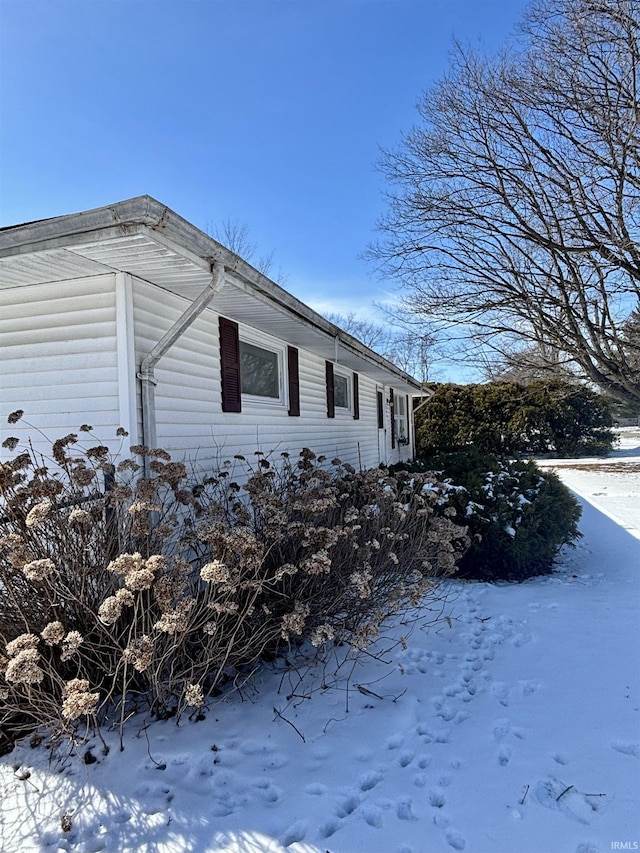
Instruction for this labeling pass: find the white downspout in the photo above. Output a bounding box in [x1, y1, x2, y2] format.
[138, 261, 226, 478]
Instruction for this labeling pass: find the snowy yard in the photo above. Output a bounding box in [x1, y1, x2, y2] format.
[1, 435, 638, 853]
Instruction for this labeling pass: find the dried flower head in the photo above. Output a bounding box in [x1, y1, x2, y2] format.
[200, 560, 230, 584]
[41, 621, 65, 646]
[107, 552, 145, 578]
[7, 410, 24, 425]
[123, 635, 154, 671]
[184, 683, 204, 708]
[274, 563, 298, 582]
[4, 648, 44, 684]
[280, 601, 310, 641]
[68, 508, 91, 526]
[25, 499, 53, 529]
[61, 631, 84, 661]
[61, 679, 99, 720]
[145, 554, 168, 574]
[124, 568, 155, 591]
[6, 633, 39, 657]
[22, 557, 56, 582]
[210, 600, 239, 615]
[2, 437, 19, 450]
[52, 434, 78, 464]
[154, 599, 193, 634]
[350, 570, 373, 599]
[98, 588, 134, 625]
[300, 549, 332, 576]
[128, 501, 162, 514]
[310, 623, 335, 647]
[71, 465, 97, 487]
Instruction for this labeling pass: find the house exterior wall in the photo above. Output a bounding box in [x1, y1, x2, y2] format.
[131, 278, 413, 473]
[0, 274, 123, 459]
[0, 273, 414, 471]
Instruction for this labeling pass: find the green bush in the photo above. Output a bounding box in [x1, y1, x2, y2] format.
[416, 379, 614, 457]
[0, 415, 469, 747]
[395, 448, 582, 582]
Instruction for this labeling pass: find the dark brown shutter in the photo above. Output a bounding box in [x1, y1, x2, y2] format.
[390, 391, 396, 448]
[219, 317, 241, 413]
[406, 394, 410, 445]
[377, 391, 384, 429]
[325, 361, 335, 418]
[287, 346, 300, 416]
[353, 373, 359, 420]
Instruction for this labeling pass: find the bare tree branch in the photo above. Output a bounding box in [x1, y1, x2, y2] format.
[369, 0, 640, 404]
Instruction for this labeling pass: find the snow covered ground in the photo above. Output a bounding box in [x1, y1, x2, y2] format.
[1, 436, 639, 853]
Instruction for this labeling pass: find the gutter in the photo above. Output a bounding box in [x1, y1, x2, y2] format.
[137, 260, 226, 477]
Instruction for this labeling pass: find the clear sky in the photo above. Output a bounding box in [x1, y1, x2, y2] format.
[0, 0, 529, 377]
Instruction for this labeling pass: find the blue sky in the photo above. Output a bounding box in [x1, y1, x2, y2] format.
[0, 0, 528, 377]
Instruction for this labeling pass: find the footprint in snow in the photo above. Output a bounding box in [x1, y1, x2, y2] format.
[534, 777, 606, 824]
[336, 792, 360, 817]
[491, 682, 510, 707]
[611, 740, 640, 758]
[305, 781, 328, 795]
[318, 816, 341, 838]
[280, 820, 308, 847]
[429, 788, 446, 807]
[497, 745, 512, 766]
[359, 769, 384, 791]
[361, 803, 384, 827]
[399, 751, 415, 767]
[445, 828, 467, 850]
[397, 798, 417, 820]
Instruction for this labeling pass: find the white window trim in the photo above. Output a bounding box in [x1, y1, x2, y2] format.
[239, 327, 287, 408]
[333, 368, 353, 413]
[394, 391, 409, 445]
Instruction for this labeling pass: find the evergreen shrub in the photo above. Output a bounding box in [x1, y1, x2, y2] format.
[416, 380, 614, 457]
[394, 448, 582, 582]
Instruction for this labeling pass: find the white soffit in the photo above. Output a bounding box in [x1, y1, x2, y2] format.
[0, 248, 111, 288]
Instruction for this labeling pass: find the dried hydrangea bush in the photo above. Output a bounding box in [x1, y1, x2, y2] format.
[0, 412, 468, 748]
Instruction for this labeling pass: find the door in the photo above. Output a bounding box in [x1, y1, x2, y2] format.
[376, 387, 387, 464]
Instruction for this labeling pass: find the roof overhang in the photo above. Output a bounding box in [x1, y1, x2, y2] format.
[0, 196, 422, 393]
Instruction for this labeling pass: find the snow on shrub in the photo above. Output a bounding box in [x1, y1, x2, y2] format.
[400, 448, 582, 582]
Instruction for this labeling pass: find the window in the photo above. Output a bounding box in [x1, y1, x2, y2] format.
[240, 340, 280, 399]
[220, 318, 296, 412]
[334, 372, 351, 409]
[394, 392, 408, 445]
[326, 362, 356, 417]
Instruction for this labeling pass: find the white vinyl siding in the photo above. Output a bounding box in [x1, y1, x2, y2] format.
[131, 278, 385, 471]
[0, 275, 121, 459]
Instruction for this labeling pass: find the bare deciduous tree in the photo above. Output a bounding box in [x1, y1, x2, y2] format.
[370, 0, 640, 404]
[324, 310, 436, 382]
[206, 217, 282, 281]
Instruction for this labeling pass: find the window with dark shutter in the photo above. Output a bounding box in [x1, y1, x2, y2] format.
[287, 346, 300, 416]
[325, 361, 335, 418]
[353, 373, 359, 420]
[219, 317, 242, 413]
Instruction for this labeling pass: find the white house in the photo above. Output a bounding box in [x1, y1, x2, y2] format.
[0, 196, 420, 473]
